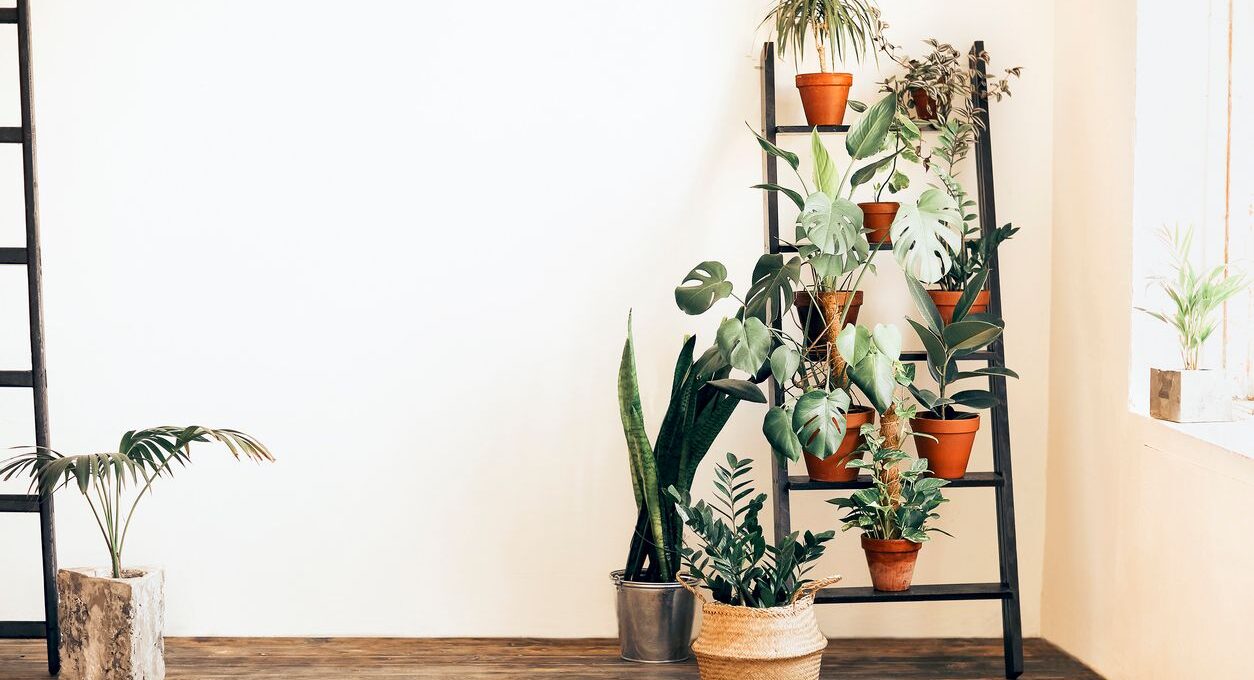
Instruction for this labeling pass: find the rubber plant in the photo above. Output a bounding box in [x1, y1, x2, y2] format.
[617, 314, 764, 583]
[0, 426, 274, 578]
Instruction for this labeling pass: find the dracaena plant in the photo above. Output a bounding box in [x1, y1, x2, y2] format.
[903, 274, 1018, 419]
[764, 0, 882, 74]
[668, 454, 835, 607]
[1136, 225, 1251, 370]
[0, 426, 273, 578]
[827, 424, 950, 541]
[617, 314, 762, 583]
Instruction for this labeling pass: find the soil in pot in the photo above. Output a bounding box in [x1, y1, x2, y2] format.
[910, 88, 939, 121]
[794, 290, 863, 361]
[861, 536, 922, 592]
[858, 202, 899, 245]
[911, 411, 981, 479]
[927, 289, 990, 325]
[803, 406, 875, 482]
[796, 73, 853, 126]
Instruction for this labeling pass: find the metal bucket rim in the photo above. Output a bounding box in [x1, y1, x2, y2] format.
[610, 569, 698, 590]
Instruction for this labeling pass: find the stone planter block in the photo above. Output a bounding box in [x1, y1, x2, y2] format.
[1149, 368, 1233, 423]
[58, 567, 165, 680]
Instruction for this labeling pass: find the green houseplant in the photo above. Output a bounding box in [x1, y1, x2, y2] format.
[764, 0, 882, 126]
[1139, 225, 1250, 422]
[902, 275, 1017, 479]
[0, 425, 273, 680]
[613, 315, 761, 662]
[877, 38, 1021, 125]
[669, 454, 840, 679]
[828, 424, 949, 591]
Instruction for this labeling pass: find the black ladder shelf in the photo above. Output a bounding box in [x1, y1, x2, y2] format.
[0, 1, 60, 675]
[760, 41, 1023, 679]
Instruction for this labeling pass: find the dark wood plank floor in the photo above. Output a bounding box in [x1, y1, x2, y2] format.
[0, 637, 1101, 679]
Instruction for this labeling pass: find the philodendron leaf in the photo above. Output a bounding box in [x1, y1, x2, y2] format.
[848, 350, 895, 414]
[846, 94, 896, 160]
[716, 317, 772, 374]
[763, 406, 803, 462]
[871, 323, 903, 360]
[891, 188, 962, 284]
[811, 130, 838, 197]
[706, 378, 768, 404]
[836, 324, 872, 366]
[675, 261, 733, 315]
[744, 254, 802, 322]
[792, 389, 850, 459]
[798, 192, 865, 258]
[770, 345, 801, 384]
[888, 170, 910, 193]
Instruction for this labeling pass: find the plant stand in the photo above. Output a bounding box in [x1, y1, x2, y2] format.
[760, 41, 1025, 678]
[0, 1, 60, 675]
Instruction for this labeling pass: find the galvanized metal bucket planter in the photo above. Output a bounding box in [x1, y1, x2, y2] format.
[610, 570, 695, 663]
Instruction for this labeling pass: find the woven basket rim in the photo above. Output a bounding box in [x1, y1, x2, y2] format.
[698, 594, 815, 615]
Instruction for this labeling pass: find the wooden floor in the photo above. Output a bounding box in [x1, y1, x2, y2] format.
[0, 637, 1101, 679]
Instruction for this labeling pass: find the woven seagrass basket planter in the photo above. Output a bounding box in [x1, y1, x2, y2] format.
[681, 576, 840, 680]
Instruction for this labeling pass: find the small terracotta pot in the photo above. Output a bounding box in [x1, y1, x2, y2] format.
[858, 202, 899, 245]
[861, 536, 922, 592]
[803, 406, 875, 482]
[794, 290, 862, 362]
[796, 73, 853, 126]
[927, 289, 990, 325]
[910, 88, 938, 121]
[911, 412, 981, 479]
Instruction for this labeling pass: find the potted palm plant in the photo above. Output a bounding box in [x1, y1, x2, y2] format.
[669, 454, 839, 680]
[902, 275, 1017, 478]
[828, 424, 949, 591]
[1138, 225, 1249, 422]
[764, 0, 882, 126]
[0, 426, 273, 680]
[614, 315, 762, 663]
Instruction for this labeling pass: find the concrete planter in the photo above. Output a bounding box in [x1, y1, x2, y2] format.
[58, 567, 165, 680]
[1149, 368, 1233, 423]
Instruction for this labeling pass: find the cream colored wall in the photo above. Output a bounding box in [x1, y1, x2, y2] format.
[1043, 0, 1254, 678]
[0, 1, 1053, 637]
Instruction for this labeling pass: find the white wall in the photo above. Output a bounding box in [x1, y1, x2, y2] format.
[0, 0, 1053, 637]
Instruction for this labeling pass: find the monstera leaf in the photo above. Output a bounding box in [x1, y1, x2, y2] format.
[797, 192, 866, 259]
[716, 317, 772, 374]
[675, 261, 733, 315]
[792, 388, 851, 459]
[744, 254, 802, 322]
[763, 405, 803, 462]
[891, 188, 962, 284]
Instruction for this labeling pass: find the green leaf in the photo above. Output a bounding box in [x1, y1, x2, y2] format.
[848, 350, 896, 414]
[752, 183, 805, 211]
[811, 130, 838, 196]
[850, 155, 893, 191]
[716, 317, 772, 374]
[871, 323, 902, 360]
[675, 261, 733, 315]
[952, 270, 989, 323]
[888, 170, 910, 193]
[770, 345, 801, 384]
[763, 406, 803, 462]
[904, 275, 944, 335]
[747, 123, 799, 171]
[792, 389, 850, 459]
[846, 94, 896, 160]
[836, 324, 872, 366]
[891, 188, 963, 284]
[906, 318, 946, 372]
[798, 192, 865, 257]
[744, 254, 802, 322]
[706, 378, 768, 404]
[942, 320, 1003, 354]
[950, 389, 999, 410]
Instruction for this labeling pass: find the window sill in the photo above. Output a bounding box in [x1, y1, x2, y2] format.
[1131, 406, 1254, 461]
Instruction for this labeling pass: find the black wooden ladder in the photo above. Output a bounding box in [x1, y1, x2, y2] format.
[760, 40, 1024, 679]
[0, 0, 59, 675]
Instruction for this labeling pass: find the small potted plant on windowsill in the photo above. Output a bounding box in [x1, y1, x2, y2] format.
[764, 0, 882, 126]
[0, 426, 273, 680]
[828, 424, 949, 591]
[1138, 225, 1250, 422]
[669, 454, 839, 680]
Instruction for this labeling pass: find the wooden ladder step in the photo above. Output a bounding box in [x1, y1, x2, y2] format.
[0, 495, 41, 513]
[815, 582, 1012, 604]
[0, 620, 47, 639]
[789, 471, 1003, 491]
[0, 370, 33, 387]
[0, 247, 27, 264]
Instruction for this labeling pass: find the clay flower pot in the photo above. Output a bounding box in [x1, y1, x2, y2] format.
[910, 88, 938, 121]
[803, 406, 875, 482]
[861, 536, 922, 592]
[911, 412, 981, 479]
[858, 202, 899, 245]
[796, 73, 853, 126]
[927, 289, 990, 325]
[58, 567, 165, 680]
[794, 290, 863, 359]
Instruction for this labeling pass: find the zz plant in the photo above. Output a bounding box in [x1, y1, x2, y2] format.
[617, 315, 762, 583]
[827, 425, 949, 542]
[669, 454, 834, 607]
[0, 426, 273, 579]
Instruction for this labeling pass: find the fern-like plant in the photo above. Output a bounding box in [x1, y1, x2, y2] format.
[668, 454, 834, 607]
[0, 426, 274, 578]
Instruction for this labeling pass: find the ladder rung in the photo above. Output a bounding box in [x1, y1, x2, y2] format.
[0, 9, 16, 25]
[900, 350, 998, 362]
[0, 620, 47, 639]
[0, 247, 28, 264]
[775, 124, 850, 134]
[0, 127, 23, 143]
[815, 582, 1012, 604]
[0, 370, 33, 387]
[0, 495, 41, 513]
[777, 242, 892, 252]
[789, 471, 1002, 491]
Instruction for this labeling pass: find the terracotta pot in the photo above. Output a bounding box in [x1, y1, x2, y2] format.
[927, 289, 990, 325]
[911, 412, 981, 479]
[796, 73, 853, 126]
[861, 536, 922, 591]
[858, 202, 899, 246]
[803, 406, 875, 482]
[910, 88, 938, 121]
